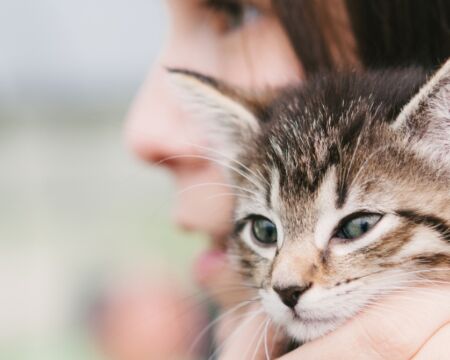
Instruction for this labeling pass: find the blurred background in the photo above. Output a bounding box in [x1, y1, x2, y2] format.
[0, 1, 206, 358]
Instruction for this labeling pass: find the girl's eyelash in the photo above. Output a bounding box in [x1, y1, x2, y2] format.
[202, 0, 242, 12]
[202, 0, 264, 33]
[202, 0, 243, 21]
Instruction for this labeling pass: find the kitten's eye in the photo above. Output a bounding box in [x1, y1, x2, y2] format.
[203, 0, 262, 32]
[252, 217, 277, 246]
[335, 214, 382, 240]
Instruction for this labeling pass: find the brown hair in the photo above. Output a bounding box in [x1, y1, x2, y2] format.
[272, 0, 450, 76]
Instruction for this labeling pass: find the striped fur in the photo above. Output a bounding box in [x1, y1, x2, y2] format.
[170, 59, 450, 343]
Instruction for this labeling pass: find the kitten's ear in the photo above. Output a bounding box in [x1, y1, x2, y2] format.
[167, 68, 262, 162]
[392, 59, 450, 166]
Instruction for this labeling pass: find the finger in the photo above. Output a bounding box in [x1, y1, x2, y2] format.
[278, 286, 450, 360]
[413, 322, 450, 360]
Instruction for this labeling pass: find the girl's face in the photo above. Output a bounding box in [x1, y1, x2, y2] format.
[125, 0, 301, 287]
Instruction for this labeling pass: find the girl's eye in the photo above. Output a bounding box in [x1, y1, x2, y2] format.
[203, 0, 262, 32]
[251, 217, 277, 246]
[335, 214, 382, 240]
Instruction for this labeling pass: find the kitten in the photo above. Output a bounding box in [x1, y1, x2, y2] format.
[170, 60, 450, 344]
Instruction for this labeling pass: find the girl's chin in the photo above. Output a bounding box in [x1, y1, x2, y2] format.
[193, 248, 227, 287]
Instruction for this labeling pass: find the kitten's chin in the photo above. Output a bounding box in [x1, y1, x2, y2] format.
[260, 290, 361, 343]
[284, 317, 344, 342]
[262, 299, 348, 342]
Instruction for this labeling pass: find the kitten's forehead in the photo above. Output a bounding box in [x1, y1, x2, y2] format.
[253, 70, 425, 193]
[258, 100, 372, 206]
[234, 67, 448, 229]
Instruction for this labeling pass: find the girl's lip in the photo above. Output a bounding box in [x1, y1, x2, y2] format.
[193, 248, 227, 286]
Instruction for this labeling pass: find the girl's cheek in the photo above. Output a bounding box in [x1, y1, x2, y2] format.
[125, 54, 207, 165]
[125, 25, 219, 153]
[125, 65, 185, 163]
[126, 3, 302, 237]
[125, 50, 233, 236]
[173, 165, 234, 236]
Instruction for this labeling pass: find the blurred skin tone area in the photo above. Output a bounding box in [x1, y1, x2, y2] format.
[126, 0, 301, 295]
[95, 277, 207, 360]
[115, 0, 302, 358]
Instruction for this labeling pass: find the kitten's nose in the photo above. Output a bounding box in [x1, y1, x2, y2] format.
[273, 284, 312, 309]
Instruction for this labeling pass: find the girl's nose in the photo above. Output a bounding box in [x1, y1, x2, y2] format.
[125, 66, 207, 169]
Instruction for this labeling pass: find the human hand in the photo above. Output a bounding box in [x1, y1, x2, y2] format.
[93, 275, 207, 360]
[219, 285, 450, 360]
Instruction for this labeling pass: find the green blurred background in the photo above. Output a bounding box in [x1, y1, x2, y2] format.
[0, 1, 205, 358]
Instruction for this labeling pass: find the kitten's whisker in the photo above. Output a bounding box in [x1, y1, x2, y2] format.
[356, 268, 450, 283]
[209, 308, 264, 360]
[247, 314, 269, 360]
[348, 285, 450, 308]
[271, 324, 282, 359]
[360, 297, 446, 325]
[263, 318, 271, 360]
[251, 318, 271, 360]
[379, 278, 450, 286]
[349, 144, 393, 188]
[133, 132, 267, 187]
[206, 192, 267, 207]
[175, 181, 262, 199]
[180, 140, 271, 187]
[179, 288, 257, 311]
[378, 288, 450, 302]
[380, 270, 450, 283]
[353, 302, 413, 336]
[188, 298, 259, 356]
[156, 154, 264, 191]
[169, 290, 262, 350]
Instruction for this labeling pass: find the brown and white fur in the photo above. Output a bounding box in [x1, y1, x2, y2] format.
[170, 59, 450, 343]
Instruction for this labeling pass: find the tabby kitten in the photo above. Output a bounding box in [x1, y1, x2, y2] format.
[170, 59, 450, 343]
